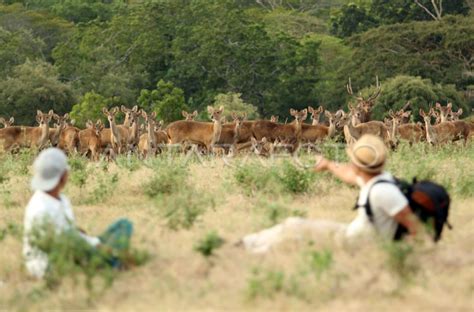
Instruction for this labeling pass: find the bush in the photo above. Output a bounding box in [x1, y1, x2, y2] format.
[383, 241, 419, 282]
[307, 250, 333, 278]
[143, 161, 188, 198]
[246, 268, 285, 300]
[234, 162, 279, 195]
[194, 231, 224, 258]
[277, 161, 315, 194]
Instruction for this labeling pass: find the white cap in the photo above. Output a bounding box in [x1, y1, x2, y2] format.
[31, 148, 70, 192]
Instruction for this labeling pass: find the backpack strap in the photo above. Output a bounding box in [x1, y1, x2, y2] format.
[356, 179, 394, 223]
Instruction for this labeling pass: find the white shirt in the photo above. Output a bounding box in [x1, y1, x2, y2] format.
[345, 172, 408, 241]
[23, 191, 100, 278]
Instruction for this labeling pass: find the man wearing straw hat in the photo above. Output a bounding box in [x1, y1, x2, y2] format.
[242, 134, 420, 253]
[23, 148, 133, 278]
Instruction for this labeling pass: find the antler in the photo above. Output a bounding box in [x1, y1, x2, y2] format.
[367, 76, 381, 102]
[346, 78, 353, 95]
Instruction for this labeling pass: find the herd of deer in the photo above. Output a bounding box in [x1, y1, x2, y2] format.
[0, 82, 472, 160]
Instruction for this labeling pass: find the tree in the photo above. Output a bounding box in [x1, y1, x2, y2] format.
[0, 60, 76, 125]
[358, 75, 468, 121]
[212, 92, 259, 120]
[345, 15, 474, 92]
[330, 3, 379, 38]
[69, 91, 111, 128]
[0, 26, 44, 75]
[137, 80, 187, 123]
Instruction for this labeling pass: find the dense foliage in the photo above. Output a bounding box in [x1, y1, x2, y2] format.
[0, 0, 472, 124]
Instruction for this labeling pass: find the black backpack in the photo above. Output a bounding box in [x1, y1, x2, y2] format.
[358, 178, 452, 242]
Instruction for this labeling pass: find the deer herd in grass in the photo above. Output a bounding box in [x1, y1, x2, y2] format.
[0, 80, 472, 160]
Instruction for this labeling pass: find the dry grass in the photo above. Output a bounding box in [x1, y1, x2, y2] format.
[0, 143, 473, 311]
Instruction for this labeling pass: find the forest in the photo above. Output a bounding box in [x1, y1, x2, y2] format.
[0, 0, 472, 125]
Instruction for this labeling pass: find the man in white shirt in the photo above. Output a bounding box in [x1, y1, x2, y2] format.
[242, 134, 419, 253]
[23, 148, 133, 278]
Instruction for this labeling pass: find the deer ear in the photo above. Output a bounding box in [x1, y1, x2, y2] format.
[141, 111, 147, 118]
[457, 108, 463, 115]
[207, 106, 214, 114]
[121, 105, 126, 112]
[262, 137, 267, 143]
[132, 105, 138, 112]
[301, 109, 307, 115]
[447, 102, 452, 109]
[10, 117, 14, 124]
[37, 110, 42, 116]
[86, 120, 93, 128]
[318, 106, 324, 113]
[182, 111, 187, 117]
[435, 102, 441, 109]
[192, 110, 198, 116]
[48, 110, 54, 116]
[308, 106, 314, 113]
[324, 111, 330, 118]
[63, 113, 69, 120]
[251, 137, 257, 144]
[290, 109, 296, 116]
[231, 112, 237, 120]
[102, 107, 108, 114]
[419, 109, 424, 117]
[218, 105, 224, 112]
[243, 112, 247, 120]
[151, 111, 157, 119]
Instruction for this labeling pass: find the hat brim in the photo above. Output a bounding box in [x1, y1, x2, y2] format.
[346, 147, 385, 174]
[31, 174, 62, 192]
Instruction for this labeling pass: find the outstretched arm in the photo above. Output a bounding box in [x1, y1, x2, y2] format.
[314, 157, 359, 185]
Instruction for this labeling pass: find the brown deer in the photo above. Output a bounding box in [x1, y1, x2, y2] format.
[448, 108, 463, 121]
[388, 110, 424, 145]
[78, 120, 103, 161]
[251, 137, 273, 158]
[435, 102, 452, 123]
[419, 108, 457, 145]
[308, 106, 324, 125]
[121, 105, 139, 127]
[182, 110, 198, 121]
[301, 111, 337, 143]
[167, 106, 224, 153]
[215, 113, 246, 154]
[0, 110, 54, 151]
[138, 111, 158, 158]
[341, 106, 390, 145]
[0, 117, 14, 128]
[270, 115, 279, 123]
[49, 114, 69, 148]
[121, 106, 142, 149]
[102, 107, 125, 154]
[346, 76, 382, 122]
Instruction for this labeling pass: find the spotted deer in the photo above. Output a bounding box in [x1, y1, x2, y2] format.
[0, 110, 54, 151]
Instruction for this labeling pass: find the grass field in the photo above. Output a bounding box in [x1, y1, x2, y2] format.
[0, 143, 473, 311]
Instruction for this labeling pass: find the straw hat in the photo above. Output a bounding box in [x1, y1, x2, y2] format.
[31, 148, 70, 192]
[347, 135, 387, 173]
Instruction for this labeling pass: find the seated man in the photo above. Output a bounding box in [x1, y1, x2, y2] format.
[242, 134, 420, 253]
[23, 148, 133, 278]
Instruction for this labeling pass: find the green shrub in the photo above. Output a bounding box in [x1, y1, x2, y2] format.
[116, 155, 142, 172]
[307, 250, 333, 278]
[143, 163, 188, 198]
[194, 231, 224, 258]
[277, 161, 315, 194]
[246, 268, 285, 300]
[234, 162, 279, 194]
[83, 172, 119, 205]
[383, 241, 418, 282]
[69, 156, 89, 188]
[159, 190, 212, 231]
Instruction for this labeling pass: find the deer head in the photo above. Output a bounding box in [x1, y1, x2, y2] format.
[182, 110, 198, 121]
[346, 76, 381, 122]
[449, 108, 463, 121]
[270, 115, 279, 123]
[0, 117, 14, 128]
[290, 108, 308, 124]
[308, 106, 324, 125]
[36, 110, 54, 127]
[435, 102, 452, 123]
[207, 106, 224, 122]
[102, 107, 119, 124]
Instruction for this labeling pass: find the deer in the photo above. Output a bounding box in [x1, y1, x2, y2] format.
[419, 108, 458, 145]
[0, 117, 14, 128]
[270, 115, 279, 123]
[346, 76, 382, 123]
[435, 102, 452, 123]
[387, 110, 424, 146]
[167, 106, 224, 153]
[301, 111, 337, 143]
[138, 111, 159, 158]
[78, 120, 103, 161]
[308, 106, 324, 125]
[102, 107, 125, 154]
[250, 137, 273, 158]
[182, 110, 198, 121]
[121, 106, 142, 150]
[341, 105, 390, 145]
[49, 114, 66, 147]
[448, 108, 463, 121]
[0, 110, 54, 152]
[214, 113, 246, 155]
